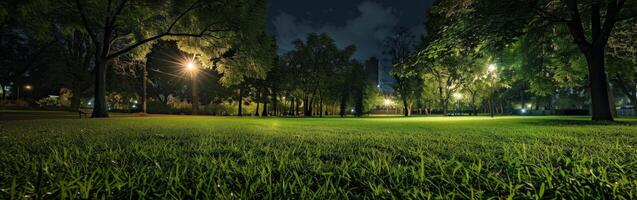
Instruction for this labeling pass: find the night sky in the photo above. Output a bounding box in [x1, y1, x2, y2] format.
[267, 0, 433, 61]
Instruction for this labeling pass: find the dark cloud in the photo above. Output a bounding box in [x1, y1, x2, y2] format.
[269, 0, 430, 60]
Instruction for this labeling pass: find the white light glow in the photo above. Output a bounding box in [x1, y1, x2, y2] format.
[453, 93, 463, 100]
[488, 64, 497, 72]
[383, 98, 393, 106]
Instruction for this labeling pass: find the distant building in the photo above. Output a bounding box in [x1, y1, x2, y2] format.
[365, 57, 381, 88]
[365, 56, 395, 93]
[380, 57, 395, 92]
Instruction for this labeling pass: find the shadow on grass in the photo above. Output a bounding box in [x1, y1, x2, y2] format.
[520, 118, 637, 126]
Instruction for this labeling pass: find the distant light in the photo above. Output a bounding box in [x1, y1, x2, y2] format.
[88, 102, 92, 105]
[24, 85, 32, 90]
[383, 98, 393, 106]
[521, 109, 527, 114]
[453, 93, 463, 100]
[526, 103, 532, 108]
[132, 105, 137, 109]
[351, 109, 355, 113]
[133, 100, 138, 104]
[186, 62, 195, 71]
[377, 84, 381, 88]
[488, 64, 497, 72]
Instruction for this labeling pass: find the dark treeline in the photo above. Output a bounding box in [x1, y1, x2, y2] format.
[1, 0, 635, 121]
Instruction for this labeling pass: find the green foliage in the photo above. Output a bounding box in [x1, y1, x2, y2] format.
[1, 115, 637, 198]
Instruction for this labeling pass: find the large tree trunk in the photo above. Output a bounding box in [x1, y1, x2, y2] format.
[92, 60, 109, 118]
[585, 49, 614, 121]
[289, 97, 295, 116]
[262, 90, 268, 117]
[304, 95, 311, 116]
[401, 94, 410, 117]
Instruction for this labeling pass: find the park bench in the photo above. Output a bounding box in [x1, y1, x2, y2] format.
[78, 108, 93, 118]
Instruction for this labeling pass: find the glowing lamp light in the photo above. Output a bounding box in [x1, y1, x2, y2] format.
[453, 93, 463, 100]
[186, 62, 196, 71]
[383, 98, 393, 106]
[521, 109, 527, 114]
[132, 105, 137, 109]
[488, 64, 497, 72]
[24, 85, 32, 90]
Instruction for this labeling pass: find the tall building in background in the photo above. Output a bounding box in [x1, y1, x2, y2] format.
[365, 56, 395, 93]
[380, 57, 395, 93]
[365, 57, 381, 88]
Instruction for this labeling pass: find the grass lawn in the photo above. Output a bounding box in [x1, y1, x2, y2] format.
[1, 114, 636, 199]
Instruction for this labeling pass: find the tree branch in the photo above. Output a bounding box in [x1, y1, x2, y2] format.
[107, 27, 233, 60]
[109, 0, 130, 27]
[532, 7, 570, 23]
[565, 0, 592, 52]
[593, 0, 625, 47]
[75, 0, 99, 45]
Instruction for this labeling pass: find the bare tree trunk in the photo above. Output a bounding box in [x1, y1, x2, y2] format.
[402, 94, 410, 117]
[585, 49, 613, 120]
[262, 90, 268, 117]
[92, 60, 109, 117]
[255, 101, 260, 116]
[271, 90, 278, 116]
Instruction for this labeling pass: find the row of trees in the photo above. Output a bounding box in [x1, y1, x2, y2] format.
[1, 0, 381, 118]
[1, 0, 273, 117]
[229, 33, 379, 117]
[389, 0, 636, 121]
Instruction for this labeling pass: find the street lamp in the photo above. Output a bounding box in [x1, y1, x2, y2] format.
[183, 59, 199, 115]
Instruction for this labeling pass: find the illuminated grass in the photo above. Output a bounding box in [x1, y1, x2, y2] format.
[1, 115, 636, 199]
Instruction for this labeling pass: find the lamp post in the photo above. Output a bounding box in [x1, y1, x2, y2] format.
[184, 60, 199, 115]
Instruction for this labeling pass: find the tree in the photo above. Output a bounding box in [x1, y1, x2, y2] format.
[470, 0, 637, 121]
[385, 27, 420, 116]
[607, 18, 637, 115]
[54, 0, 267, 117]
[287, 33, 355, 117]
